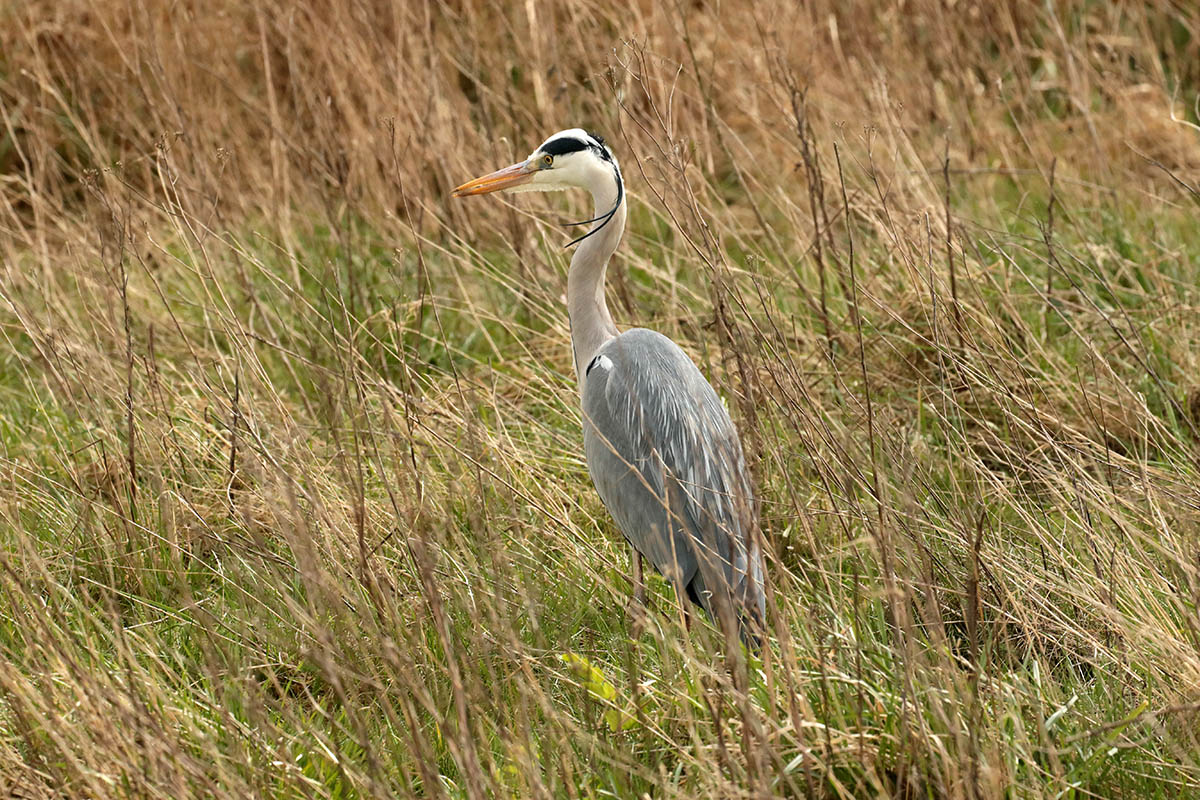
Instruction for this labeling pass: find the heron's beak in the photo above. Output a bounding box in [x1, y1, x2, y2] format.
[452, 160, 536, 197]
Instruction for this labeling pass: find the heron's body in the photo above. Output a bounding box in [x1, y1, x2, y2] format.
[454, 128, 765, 643]
[582, 328, 764, 628]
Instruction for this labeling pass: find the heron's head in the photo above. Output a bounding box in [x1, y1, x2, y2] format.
[452, 129, 619, 198]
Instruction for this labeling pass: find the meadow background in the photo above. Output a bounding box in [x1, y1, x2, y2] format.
[2, 0, 1199, 797]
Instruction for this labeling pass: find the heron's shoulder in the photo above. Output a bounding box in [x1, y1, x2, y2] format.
[607, 327, 680, 351]
[591, 328, 696, 374]
[584, 328, 724, 417]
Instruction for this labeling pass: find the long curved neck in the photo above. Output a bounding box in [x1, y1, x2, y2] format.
[567, 177, 626, 387]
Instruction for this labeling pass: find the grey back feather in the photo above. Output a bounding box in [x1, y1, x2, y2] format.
[581, 328, 765, 640]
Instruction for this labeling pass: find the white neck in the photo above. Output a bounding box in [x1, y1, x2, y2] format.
[567, 175, 625, 390]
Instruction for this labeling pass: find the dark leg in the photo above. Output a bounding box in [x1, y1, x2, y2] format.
[627, 548, 647, 634]
[633, 549, 647, 607]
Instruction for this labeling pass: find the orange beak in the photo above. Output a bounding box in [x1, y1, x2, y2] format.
[452, 160, 536, 197]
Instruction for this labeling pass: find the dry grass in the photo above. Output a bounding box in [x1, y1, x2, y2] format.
[2, 0, 1200, 797]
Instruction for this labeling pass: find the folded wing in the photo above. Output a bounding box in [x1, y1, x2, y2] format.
[581, 328, 765, 640]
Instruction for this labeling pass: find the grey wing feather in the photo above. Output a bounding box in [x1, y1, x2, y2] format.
[581, 328, 765, 634]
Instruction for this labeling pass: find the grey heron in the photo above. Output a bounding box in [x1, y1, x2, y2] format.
[452, 128, 765, 645]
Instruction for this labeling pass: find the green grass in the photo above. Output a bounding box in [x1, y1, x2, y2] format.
[3, 1, 1200, 796]
[4, 160, 1199, 796]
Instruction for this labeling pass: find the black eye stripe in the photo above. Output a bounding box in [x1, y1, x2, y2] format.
[541, 131, 613, 162]
[542, 137, 589, 156]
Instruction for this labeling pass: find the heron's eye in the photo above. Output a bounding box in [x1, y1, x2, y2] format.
[542, 154, 553, 168]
